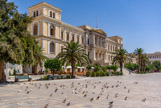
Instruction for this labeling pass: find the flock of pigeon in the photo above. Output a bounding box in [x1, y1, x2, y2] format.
[16, 79, 146, 108]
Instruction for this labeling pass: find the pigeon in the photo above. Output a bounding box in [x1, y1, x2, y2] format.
[124, 96, 127, 100]
[62, 98, 66, 103]
[26, 91, 30, 94]
[109, 101, 113, 105]
[107, 95, 109, 99]
[90, 97, 94, 102]
[18, 90, 21, 93]
[50, 93, 52, 97]
[44, 103, 49, 108]
[55, 87, 58, 92]
[142, 98, 146, 102]
[114, 93, 118, 98]
[82, 91, 85, 94]
[128, 89, 130, 93]
[84, 94, 87, 97]
[96, 96, 100, 100]
[66, 102, 70, 106]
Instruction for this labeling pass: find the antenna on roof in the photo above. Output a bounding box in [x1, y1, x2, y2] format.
[96, 15, 98, 28]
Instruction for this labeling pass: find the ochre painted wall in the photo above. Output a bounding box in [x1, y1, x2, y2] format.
[44, 22, 48, 36]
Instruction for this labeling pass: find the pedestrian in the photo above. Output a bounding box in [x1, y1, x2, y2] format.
[84, 70, 87, 77]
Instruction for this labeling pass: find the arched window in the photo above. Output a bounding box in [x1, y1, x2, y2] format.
[72, 34, 74, 41]
[50, 42, 55, 54]
[33, 24, 38, 35]
[50, 25, 55, 37]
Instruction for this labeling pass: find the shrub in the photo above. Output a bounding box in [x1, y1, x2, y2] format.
[102, 66, 107, 72]
[92, 72, 96, 77]
[86, 65, 92, 70]
[96, 71, 100, 77]
[105, 72, 109, 76]
[86, 71, 90, 77]
[102, 72, 106, 76]
[111, 65, 118, 72]
[42, 76, 48, 80]
[61, 75, 64, 79]
[66, 75, 71, 79]
[13, 69, 17, 76]
[57, 76, 60, 79]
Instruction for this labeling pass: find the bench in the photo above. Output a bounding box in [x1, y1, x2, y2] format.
[15, 75, 32, 82]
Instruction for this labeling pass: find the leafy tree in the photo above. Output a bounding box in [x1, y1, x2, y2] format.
[44, 59, 62, 78]
[134, 48, 144, 73]
[113, 49, 127, 74]
[56, 41, 91, 78]
[0, 0, 45, 82]
[152, 61, 161, 72]
[0, 0, 27, 82]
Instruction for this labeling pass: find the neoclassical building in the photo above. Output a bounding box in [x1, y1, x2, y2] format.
[28, 2, 84, 59]
[27, 2, 123, 70]
[147, 52, 161, 64]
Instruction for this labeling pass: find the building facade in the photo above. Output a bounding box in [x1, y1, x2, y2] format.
[27, 2, 123, 72]
[147, 52, 161, 64]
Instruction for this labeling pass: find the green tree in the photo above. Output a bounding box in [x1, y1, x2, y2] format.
[0, 0, 28, 83]
[56, 41, 91, 78]
[44, 59, 62, 78]
[134, 48, 144, 73]
[152, 61, 161, 72]
[0, 0, 44, 82]
[141, 54, 149, 72]
[112, 49, 127, 74]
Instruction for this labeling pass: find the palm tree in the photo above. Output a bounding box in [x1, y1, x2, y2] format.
[127, 53, 135, 64]
[112, 49, 127, 74]
[134, 48, 144, 73]
[32, 41, 47, 75]
[56, 41, 91, 78]
[141, 54, 149, 73]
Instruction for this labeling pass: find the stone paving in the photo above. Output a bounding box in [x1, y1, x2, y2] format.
[0, 73, 161, 108]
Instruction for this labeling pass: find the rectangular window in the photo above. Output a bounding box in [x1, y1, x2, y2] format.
[33, 11, 36, 17]
[61, 31, 64, 40]
[82, 38, 84, 44]
[50, 11, 52, 17]
[61, 46, 64, 52]
[66, 32, 69, 41]
[36, 10, 39, 16]
[53, 13, 55, 18]
[77, 36, 79, 43]
[72, 34, 74, 41]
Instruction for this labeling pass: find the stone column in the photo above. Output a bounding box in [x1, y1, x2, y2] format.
[64, 30, 66, 41]
[48, 23, 50, 37]
[48, 41, 50, 54]
[59, 26, 61, 39]
[42, 39, 45, 54]
[42, 20, 44, 36]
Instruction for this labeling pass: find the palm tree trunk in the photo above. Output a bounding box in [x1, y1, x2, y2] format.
[32, 64, 38, 75]
[138, 57, 141, 73]
[0, 61, 6, 83]
[71, 60, 76, 78]
[52, 70, 55, 79]
[144, 64, 146, 73]
[120, 62, 123, 75]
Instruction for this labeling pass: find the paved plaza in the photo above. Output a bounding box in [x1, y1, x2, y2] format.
[0, 73, 161, 108]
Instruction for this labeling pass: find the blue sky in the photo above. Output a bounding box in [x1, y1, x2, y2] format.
[8, 0, 161, 53]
